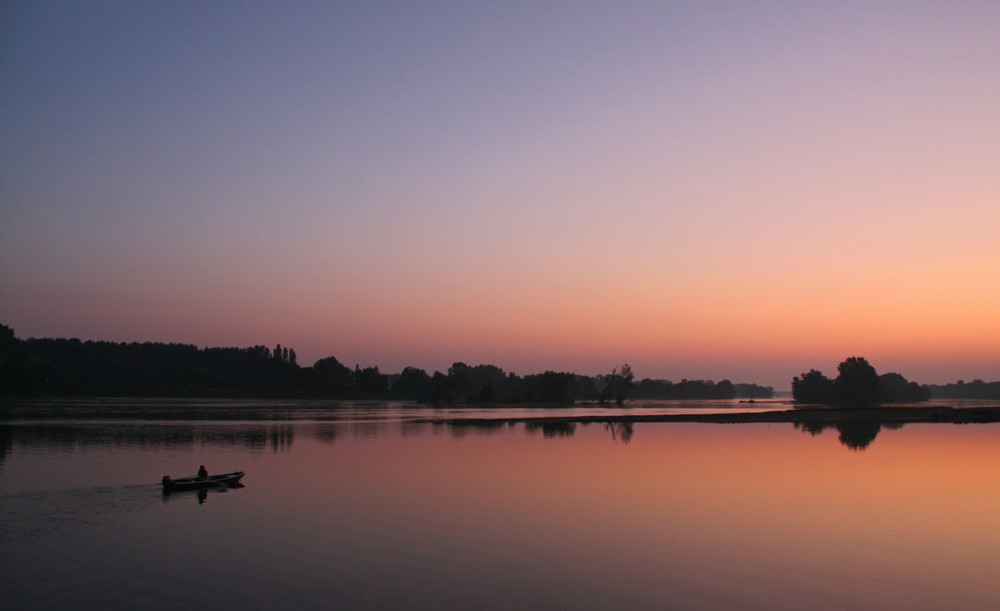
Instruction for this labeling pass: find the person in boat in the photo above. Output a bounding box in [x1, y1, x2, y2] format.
[197, 465, 208, 479]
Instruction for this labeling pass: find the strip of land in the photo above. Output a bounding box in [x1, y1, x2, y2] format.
[419, 405, 1000, 426]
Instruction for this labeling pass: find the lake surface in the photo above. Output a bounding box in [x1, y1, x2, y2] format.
[2, 399, 999, 610]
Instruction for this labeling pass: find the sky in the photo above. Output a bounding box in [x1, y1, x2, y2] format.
[2, 1, 998, 390]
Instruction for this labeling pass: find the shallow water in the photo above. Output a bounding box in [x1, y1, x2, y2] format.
[2, 400, 999, 609]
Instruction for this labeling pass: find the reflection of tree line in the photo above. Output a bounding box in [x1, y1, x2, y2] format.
[441, 420, 633, 443]
[0, 424, 12, 465]
[440, 418, 901, 449]
[795, 418, 906, 450]
[1, 421, 409, 456]
[0, 415, 920, 458]
[526, 421, 577, 439]
[1, 423, 296, 453]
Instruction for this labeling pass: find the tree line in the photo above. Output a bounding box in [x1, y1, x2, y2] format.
[792, 356, 931, 405]
[0, 324, 773, 403]
[923, 379, 1000, 400]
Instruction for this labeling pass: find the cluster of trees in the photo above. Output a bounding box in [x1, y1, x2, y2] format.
[792, 357, 931, 405]
[924, 380, 1000, 399]
[632, 377, 773, 400]
[0, 325, 774, 403]
[390, 363, 590, 404]
[1, 326, 306, 397]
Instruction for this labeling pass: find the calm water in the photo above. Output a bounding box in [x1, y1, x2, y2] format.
[2, 400, 999, 610]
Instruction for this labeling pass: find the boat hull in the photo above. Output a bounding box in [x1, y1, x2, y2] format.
[162, 471, 245, 491]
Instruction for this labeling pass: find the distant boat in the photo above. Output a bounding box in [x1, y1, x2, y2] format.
[162, 471, 245, 491]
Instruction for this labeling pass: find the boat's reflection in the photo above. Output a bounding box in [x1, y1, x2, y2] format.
[161, 482, 245, 505]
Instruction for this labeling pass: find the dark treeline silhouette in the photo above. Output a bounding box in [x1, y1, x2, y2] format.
[2, 325, 306, 397]
[1, 324, 772, 403]
[924, 379, 1000, 400]
[632, 377, 773, 400]
[792, 356, 931, 405]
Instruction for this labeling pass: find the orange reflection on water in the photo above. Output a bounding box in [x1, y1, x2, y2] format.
[272, 420, 1000, 609]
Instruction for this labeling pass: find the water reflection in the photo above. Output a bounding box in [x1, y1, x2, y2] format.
[525, 421, 576, 438]
[0, 423, 297, 453]
[161, 483, 245, 505]
[795, 418, 905, 450]
[3, 409, 1000, 611]
[0, 414, 965, 455]
[0, 425, 12, 466]
[604, 422, 634, 444]
[311, 423, 341, 444]
[268, 426, 293, 452]
[309, 421, 394, 443]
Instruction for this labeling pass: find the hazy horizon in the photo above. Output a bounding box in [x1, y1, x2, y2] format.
[3, 2, 998, 392]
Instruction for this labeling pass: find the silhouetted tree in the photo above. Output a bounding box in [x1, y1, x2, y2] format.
[714, 379, 736, 399]
[795, 359, 932, 406]
[312, 355, 352, 393]
[392, 366, 432, 399]
[792, 369, 834, 403]
[598, 364, 635, 405]
[0, 324, 20, 391]
[833, 357, 880, 405]
[427, 371, 451, 403]
[879, 372, 931, 402]
[925, 379, 1000, 399]
[353, 365, 389, 395]
[632, 377, 773, 399]
[523, 371, 577, 403]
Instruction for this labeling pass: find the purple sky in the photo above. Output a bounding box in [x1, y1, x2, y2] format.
[2, 1, 999, 389]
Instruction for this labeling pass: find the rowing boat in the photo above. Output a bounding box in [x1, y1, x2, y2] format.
[162, 471, 245, 490]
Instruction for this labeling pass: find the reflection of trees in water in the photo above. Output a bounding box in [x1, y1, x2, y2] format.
[835, 420, 881, 451]
[0, 425, 12, 466]
[268, 425, 293, 452]
[525, 422, 576, 438]
[794, 419, 894, 451]
[309, 421, 398, 443]
[794, 421, 832, 437]
[5, 423, 297, 453]
[351, 422, 385, 439]
[604, 422, 634, 444]
[446, 420, 507, 439]
[400, 421, 430, 438]
[193, 424, 294, 452]
[311, 423, 341, 444]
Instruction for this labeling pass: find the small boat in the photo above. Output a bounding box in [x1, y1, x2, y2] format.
[162, 471, 245, 491]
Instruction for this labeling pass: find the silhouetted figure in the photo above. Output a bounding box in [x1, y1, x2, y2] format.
[197, 465, 208, 479]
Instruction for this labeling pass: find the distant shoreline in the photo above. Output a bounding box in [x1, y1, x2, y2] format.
[419, 405, 1000, 426]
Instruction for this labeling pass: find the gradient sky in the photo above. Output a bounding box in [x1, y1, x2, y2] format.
[2, 1, 998, 389]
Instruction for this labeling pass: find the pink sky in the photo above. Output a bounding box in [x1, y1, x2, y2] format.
[2, 2, 998, 389]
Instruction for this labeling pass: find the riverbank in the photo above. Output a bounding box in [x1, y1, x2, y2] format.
[419, 405, 1000, 426]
